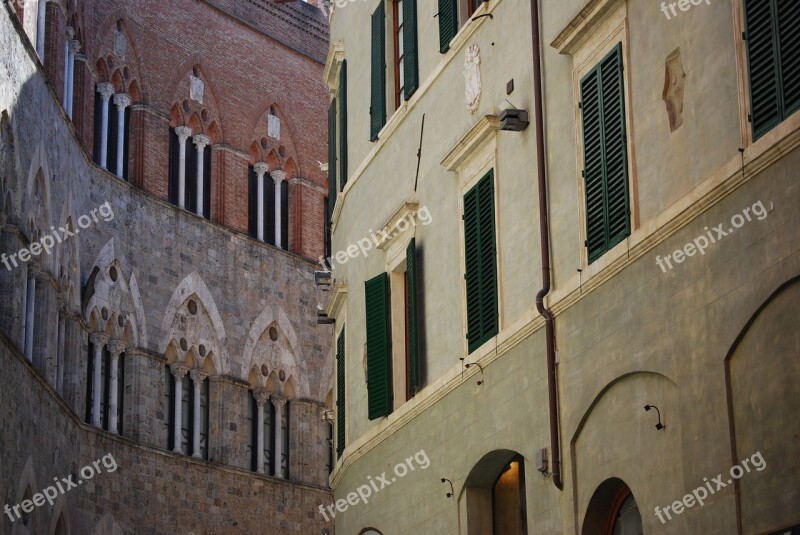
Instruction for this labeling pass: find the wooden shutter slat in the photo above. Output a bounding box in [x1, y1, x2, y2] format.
[463, 184, 482, 349]
[478, 171, 498, 340]
[601, 45, 631, 247]
[581, 44, 630, 263]
[745, 0, 782, 139]
[339, 60, 349, 189]
[406, 238, 420, 395]
[365, 272, 392, 419]
[336, 328, 346, 457]
[265, 172, 276, 247]
[403, 0, 419, 99]
[370, 4, 387, 141]
[438, 0, 458, 54]
[778, 0, 800, 115]
[328, 98, 337, 215]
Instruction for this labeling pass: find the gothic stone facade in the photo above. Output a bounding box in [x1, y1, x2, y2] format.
[0, 0, 336, 533]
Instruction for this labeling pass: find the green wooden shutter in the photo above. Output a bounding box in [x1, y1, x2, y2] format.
[438, 0, 458, 54]
[339, 60, 349, 189]
[477, 172, 498, 340]
[580, 43, 630, 263]
[406, 238, 420, 396]
[327, 98, 337, 216]
[365, 272, 392, 419]
[744, 0, 782, 139]
[777, 0, 800, 117]
[336, 328, 346, 457]
[403, 0, 419, 99]
[464, 170, 498, 354]
[370, 3, 387, 141]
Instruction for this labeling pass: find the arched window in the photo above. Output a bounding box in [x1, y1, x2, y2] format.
[93, 83, 130, 179]
[248, 389, 274, 475]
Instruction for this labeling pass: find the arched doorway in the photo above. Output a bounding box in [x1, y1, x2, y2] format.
[462, 449, 528, 535]
[583, 478, 642, 535]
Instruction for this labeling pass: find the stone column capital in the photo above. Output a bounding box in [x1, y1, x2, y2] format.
[321, 408, 334, 422]
[253, 388, 269, 406]
[193, 134, 210, 149]
[170, 363, 189, 379]
[97, 82, 115, 100]
[107, 339, 126, 357]
[270, 395, 287, 409]
[89, 333, 109, 346]
[189, 369, 208, 384]
[113, 93, 131, 109]
[68, 39, 81, 53]
[253, 162, 269, 177]
[271, 170, 286, 185]
[175, 126, 192, 142]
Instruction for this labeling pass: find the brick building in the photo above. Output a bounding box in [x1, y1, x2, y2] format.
[0, 0, 336, 533]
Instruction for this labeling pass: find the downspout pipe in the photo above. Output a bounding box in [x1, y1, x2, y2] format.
[530, 0, 563, 490]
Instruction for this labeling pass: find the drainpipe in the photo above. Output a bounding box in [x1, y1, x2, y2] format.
[530, 0, 563, 490]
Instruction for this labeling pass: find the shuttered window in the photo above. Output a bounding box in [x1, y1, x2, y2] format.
[371, 3, 387, 141]
[327, 98, 337, 216]
[743, 0, 800, 140]
[403, 0, 419, 99]
[339, 60, 349, 189]
[438, 0, 458, 53]
[406, 238, 420, 396]
[365, 272, 392, 419]
[336, 328, 346, 458]
[580, 43, 631, 264]
[463, 170, 498, 354]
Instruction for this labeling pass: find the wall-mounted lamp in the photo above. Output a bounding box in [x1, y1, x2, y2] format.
[644, 404, 665, 430]
[441, 478, 454, 498]
[499, 108, 530, 131]
[464, 361, 484, 385]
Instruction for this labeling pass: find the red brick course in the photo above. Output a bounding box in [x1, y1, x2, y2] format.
[40, 0, 329, 260]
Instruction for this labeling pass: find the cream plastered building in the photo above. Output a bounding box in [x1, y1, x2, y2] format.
[322, 0, 800, 533]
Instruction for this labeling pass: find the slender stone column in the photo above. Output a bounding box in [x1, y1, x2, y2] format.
[36, 0, 46, 61]
[96, 83, 115, 169]
[193, 135, 210, 216]
[89, 333, 109, 427]
[55, 302, 66, 394]
[62, 27, 73, 106]
[170, 363, 189, 453]
[190, 370, 208, 458]
[23, 266, 37, 360]
[106, 340, 126, 434]
[66, 38, 80, 118]
[253, 389, 269, 473]
[253, 162, 268, 241]
[175, 126, 192, 209]
[271, 395, 287, 478]
[272, 170, 286, 249]
[113, 94, 131, 178]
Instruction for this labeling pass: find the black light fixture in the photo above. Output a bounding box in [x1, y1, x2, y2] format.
[315, 270, 332, 287]
[441, 478, 454, 498]
[464, 361, 485, 385]
[500, 108, 530, 131]
[644, 404, 664, 430]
